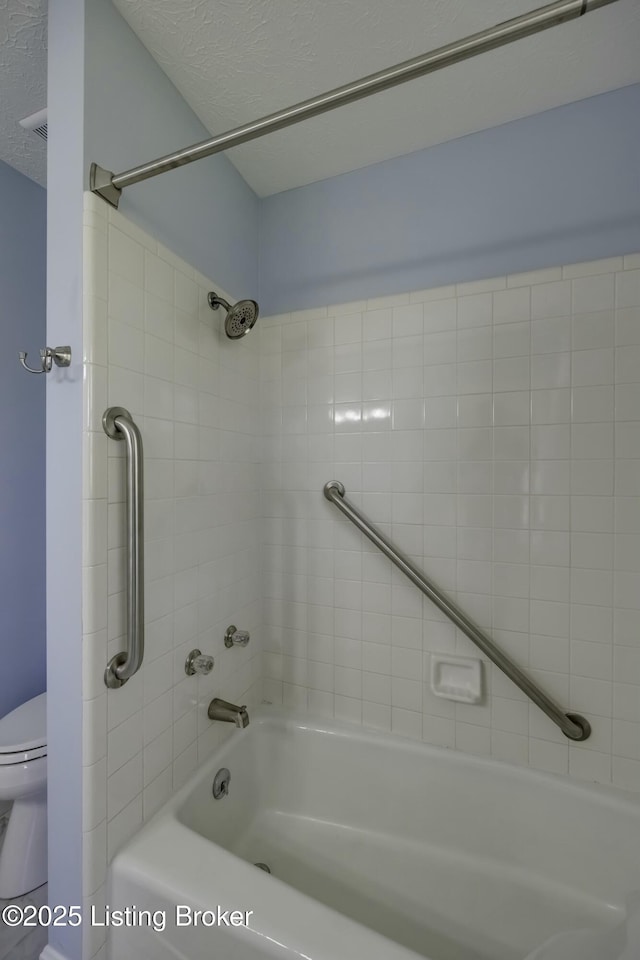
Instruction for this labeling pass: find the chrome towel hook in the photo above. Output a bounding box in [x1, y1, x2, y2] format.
[19, 346, 72, 374]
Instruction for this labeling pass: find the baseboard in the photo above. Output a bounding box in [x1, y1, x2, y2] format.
[40, 946, 71, 960]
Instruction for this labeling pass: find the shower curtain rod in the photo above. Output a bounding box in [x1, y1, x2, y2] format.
[90, 0, 618, 208]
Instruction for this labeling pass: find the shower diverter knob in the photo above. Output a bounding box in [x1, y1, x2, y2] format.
[224, 625, 250, 648]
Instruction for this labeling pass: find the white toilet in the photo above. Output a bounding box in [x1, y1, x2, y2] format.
[0, 693, 47, 898]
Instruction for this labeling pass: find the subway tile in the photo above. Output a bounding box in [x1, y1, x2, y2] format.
[457, 359, 492, 394]
[107, 795, 143, 862]
[86, 205, 640, 854]
[494, 563, 530, 599]
[423, 298, 457, 333]
[457, 293, 492, 329]
[109, 227, 144, 291]
[572, 349, 614, 387]
[570, 675, 612, 718]
[616, 270, 640, 308]
[494, 460, 530, 495]
[493, 356, 530, 393]
[613, 720, 640, 761]
[571, 460, 612, 496]
[572, 532, 613, 570]
[457, 326, 492, 362]
[613, 646, 640, 692]
[530, 530, 570, 567]
[145, 250, 174, 304]
[530, 600, 569, 638]
[531, 389, 569, 425]
[493, 287, 530, 324]
[494, 392, 530, 426]
[571, 422, 613, 459]
[531, 316, 571, 354]
[571, 640, 612, 680]
[392, 303, 423, 338]
[572, 310, 614, 351]
[107, 754, 142, 821]
[530, 460, 569, 495]
[530, 566, 569, 603]
[493, 321, 530, 358]
[571, 274, 615, 314]
[109, 273, 145, 330]
[531, 352, 570, 390]
[615, 307, 640, 349]
[107, 714, 143, 776]
[531, 425, 570, 460]
[616, 345, 640, 383]
[614, 571, 640, 610]
[458, 394, 492, 427]
[531, 281, 571, 320]
[424, 330, 456, 365]
[571, 604, 612, 645]
[572, 497, 613, 533]
[530, 635, 569, 674]
[494, 426, 530, 460]
[494, 529, 530, 565]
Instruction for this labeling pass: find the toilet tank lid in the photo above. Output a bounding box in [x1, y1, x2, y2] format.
[0, 692, 47, 754]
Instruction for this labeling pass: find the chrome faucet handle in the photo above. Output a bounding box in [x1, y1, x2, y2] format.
[224, 625, 250, 648]
[185, 649, 215, 676]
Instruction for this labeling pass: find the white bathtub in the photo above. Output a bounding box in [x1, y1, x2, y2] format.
[108, 710, 640, 960]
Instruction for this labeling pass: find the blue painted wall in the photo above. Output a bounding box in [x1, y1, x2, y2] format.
[260, 83, 640, 314]
[0, 160, 46, 719]
[84, 0, 260, 298]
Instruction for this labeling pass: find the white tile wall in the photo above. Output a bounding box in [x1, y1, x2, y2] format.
[80, 202, 640, 960]
[259, 253, 640, 794]
[82, 194, 261, 959]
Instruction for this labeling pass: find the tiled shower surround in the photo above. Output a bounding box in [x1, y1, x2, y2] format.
[82, 192, 640, 953]
[259, 254, 640, 793]
[81, 195, 261, 959]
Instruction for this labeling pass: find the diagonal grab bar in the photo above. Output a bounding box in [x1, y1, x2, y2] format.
[324, 481, 590, 741]
[103, 407, 145, 688]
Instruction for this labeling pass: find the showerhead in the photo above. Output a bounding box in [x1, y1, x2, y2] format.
[208, 291, 259, 339]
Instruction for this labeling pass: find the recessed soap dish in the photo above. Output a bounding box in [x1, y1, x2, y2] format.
[430, 655, 483, 704]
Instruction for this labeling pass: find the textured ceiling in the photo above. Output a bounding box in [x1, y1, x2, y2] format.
[0, 0, 47, 186]
[112, 0, 640, 197]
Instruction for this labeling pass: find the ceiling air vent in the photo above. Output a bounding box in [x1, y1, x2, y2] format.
[19, 108, 48, 142]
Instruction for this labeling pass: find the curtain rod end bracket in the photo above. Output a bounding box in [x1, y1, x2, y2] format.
[90, 162, 122, 209]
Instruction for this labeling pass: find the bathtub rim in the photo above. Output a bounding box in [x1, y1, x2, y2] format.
[158, 706, 640, 829]
[108, 706, 640, 960]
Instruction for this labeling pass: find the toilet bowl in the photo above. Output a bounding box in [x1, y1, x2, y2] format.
[0, 693, 47, 898]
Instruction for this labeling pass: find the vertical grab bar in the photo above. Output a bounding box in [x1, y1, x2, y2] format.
[102, 407, 144, 688]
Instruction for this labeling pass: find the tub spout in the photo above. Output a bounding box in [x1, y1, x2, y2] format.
[208, 697, 249, 728]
